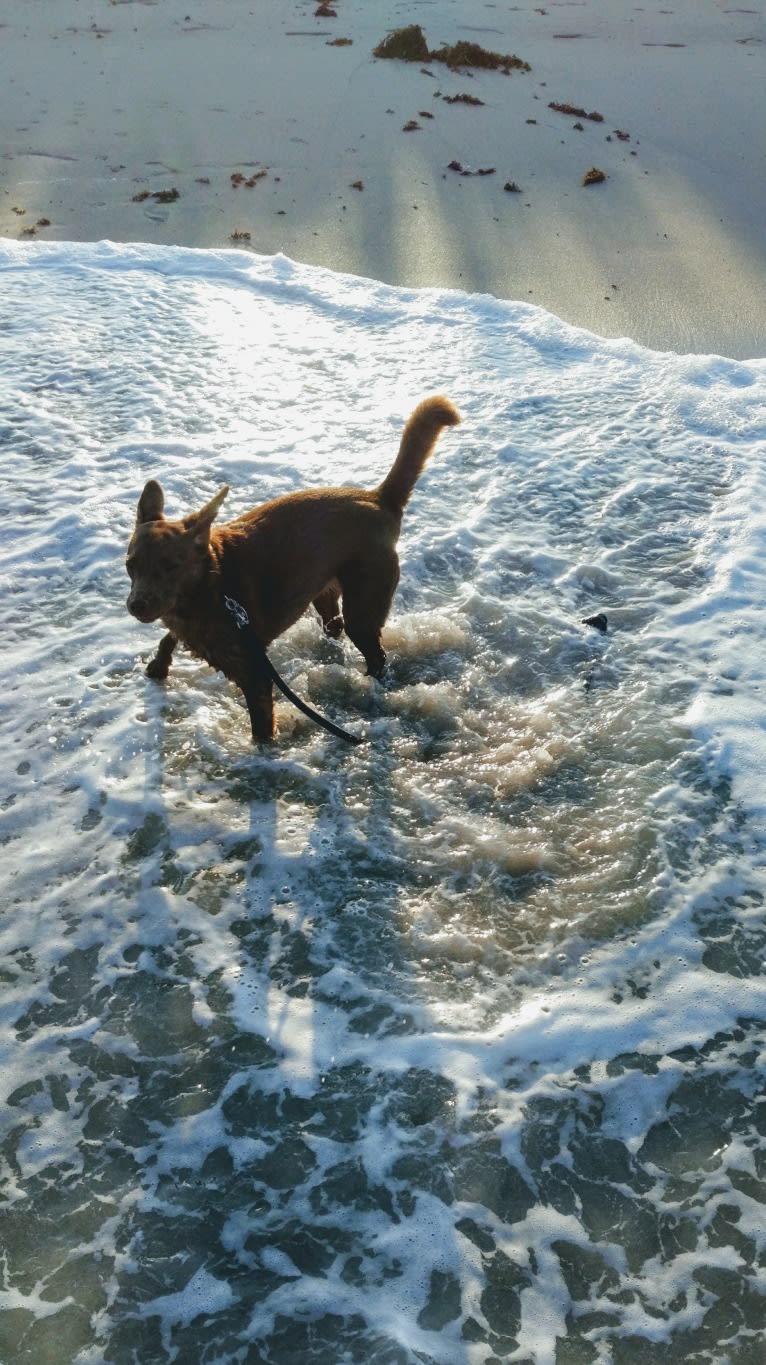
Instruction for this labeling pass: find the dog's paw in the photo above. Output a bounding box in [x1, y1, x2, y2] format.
[251, 729, 277, 744]
[249, 713, 278, 742]
[145, 657, 169, 681]
[366, 652, 389, 682]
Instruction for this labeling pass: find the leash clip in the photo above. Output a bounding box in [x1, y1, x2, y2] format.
[224, 595, 250, 630]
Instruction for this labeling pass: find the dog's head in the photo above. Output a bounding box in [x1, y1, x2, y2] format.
[126, 480, 229, 623]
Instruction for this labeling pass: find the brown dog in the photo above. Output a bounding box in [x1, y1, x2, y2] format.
[126, 395, 461, 741]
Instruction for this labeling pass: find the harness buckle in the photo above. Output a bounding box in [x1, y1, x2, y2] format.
[224, 595, 250, 630]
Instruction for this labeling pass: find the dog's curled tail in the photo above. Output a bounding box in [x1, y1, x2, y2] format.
[377, 396, 461, 515]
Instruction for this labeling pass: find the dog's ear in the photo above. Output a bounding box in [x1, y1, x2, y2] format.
[136, 479, 165, 524]
[184, 485, 229, 546]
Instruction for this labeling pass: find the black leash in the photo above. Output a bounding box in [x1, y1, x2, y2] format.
[223, 593, 363, 746]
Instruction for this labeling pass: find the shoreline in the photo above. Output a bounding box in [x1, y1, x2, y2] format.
[2, 0, 765, 359]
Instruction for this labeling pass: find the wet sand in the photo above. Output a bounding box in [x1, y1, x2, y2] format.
[2, 0, 765, 357]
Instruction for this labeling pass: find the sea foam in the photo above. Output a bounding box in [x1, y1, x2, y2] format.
[1, 241, 765, 1364]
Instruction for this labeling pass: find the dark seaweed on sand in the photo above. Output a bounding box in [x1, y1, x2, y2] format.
[374, 25, 530, 73]
[434, 39, 530, 72]
[373, 25, 430, 62]
[131, 187, 179, 204]
[549, 101, 603, 122]
[442, 93, 485, 107]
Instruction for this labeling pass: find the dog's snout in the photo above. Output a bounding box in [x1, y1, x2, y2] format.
[128, 591, 155, 623]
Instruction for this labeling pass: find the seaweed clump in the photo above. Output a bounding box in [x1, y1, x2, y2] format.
[132, 187, 180, 204]
[442, 92, 485, 106]
[373, 25, 430, 62]
[434, 40, 529, 73]
[374, 26, 530, 73]
[549, 101, 603, 122]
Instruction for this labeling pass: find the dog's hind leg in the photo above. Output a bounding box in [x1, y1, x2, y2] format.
[313, 583, 345, 639]
[340, 554, 400, 679]
[146, 631, 177, 680]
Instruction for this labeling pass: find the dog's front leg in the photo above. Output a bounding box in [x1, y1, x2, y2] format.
[242, 666, 275, 742]
[146, 631, 177, 680]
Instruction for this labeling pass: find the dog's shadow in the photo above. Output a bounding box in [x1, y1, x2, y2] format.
[121, 670, 467, 1340]
[133, 645, 422, 1064]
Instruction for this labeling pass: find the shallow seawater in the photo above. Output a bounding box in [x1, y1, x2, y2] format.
[1, 243, 765, 1365]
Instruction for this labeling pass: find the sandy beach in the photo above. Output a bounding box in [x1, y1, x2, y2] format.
[1, 0, 765, 359]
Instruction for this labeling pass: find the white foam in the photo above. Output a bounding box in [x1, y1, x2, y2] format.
[2, 240, 765, 1363]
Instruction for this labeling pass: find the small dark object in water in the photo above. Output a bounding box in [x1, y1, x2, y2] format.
[582, 613, 608, 633]
[583, 166, 607, 186]
[504, 181, 521, 192]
